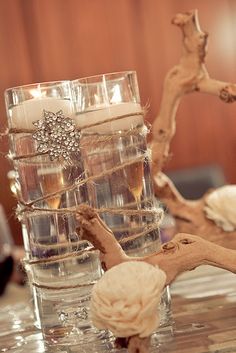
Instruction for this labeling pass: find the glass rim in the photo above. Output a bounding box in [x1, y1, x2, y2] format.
[72, 70, 137, 84]
[5, 71, 137, 93]
[5, 80, 71, 94]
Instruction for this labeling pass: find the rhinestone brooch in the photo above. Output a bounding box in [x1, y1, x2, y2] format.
[32, 110, 80, 161]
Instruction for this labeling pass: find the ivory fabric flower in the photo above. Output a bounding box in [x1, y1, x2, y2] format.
[204, 185, 236, 231]
[90, 261, 166, 338]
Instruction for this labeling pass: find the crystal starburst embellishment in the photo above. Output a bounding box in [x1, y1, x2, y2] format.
[32, 110, 80, 161]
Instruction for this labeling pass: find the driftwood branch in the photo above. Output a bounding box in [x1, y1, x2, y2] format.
[145, 232, 236, 284]
[76, 205, 129, 270]
[153, 172, 236, 248]
[151, 9, 236, 174]
[77, 205, 236, 280]
[150, 9, 236, 242]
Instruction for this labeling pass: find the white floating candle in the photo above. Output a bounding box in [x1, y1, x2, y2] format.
[9, 97, 74, 130]
[74, 102, 143, 133]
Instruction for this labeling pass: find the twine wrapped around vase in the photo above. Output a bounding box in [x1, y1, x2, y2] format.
[5, 109, 164, 289]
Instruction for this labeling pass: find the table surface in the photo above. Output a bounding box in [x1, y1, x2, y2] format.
[0, 265, 236, 353]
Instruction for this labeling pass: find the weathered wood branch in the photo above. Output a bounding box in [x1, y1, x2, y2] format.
[76, 204, 129, 270]
[149, 9, 236, 243]
[77, 204, 236, 281]
[153, 172, 236, 248]
[145, 232, 236, 284]
[151, 9, 236, 175]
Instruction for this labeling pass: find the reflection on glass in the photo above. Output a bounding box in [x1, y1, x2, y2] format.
[125, 161, 144, 205]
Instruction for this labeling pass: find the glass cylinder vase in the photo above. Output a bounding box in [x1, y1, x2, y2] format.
[72, 71, 171, 330]
[5, 81, 103, 346]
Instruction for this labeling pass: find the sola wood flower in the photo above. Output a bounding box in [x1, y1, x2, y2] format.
[91, 261, 166, 338]
[204, 185, 236, 232]
[32, 110, 80, 161]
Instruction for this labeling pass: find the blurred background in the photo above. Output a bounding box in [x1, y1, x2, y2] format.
[0, 0, 236, 244]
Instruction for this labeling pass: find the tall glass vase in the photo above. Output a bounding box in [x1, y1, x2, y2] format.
[5, 81, 103, 346]
[5, 73, 171, 349]
[72, 71, 171, 329]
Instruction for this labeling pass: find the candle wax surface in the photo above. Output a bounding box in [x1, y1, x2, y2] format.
[10, 99, 142, 134]
[74, 102, 143, 133]
[9, 98, 74, 129]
